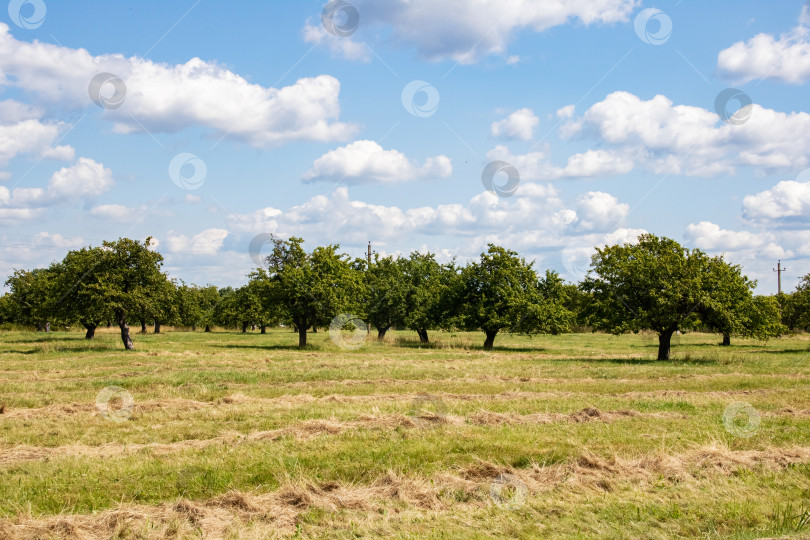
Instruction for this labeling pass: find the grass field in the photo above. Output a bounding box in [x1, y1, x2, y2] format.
[0, 328, 809, 539]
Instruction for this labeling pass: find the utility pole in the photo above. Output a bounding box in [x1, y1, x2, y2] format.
[367, 242, 371, 265]
[773, 260, 786, 294]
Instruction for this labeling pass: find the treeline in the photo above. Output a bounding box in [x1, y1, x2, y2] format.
[1, 234, 808, 359]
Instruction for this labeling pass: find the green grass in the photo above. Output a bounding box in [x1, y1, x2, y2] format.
[0, 327, 809, 538]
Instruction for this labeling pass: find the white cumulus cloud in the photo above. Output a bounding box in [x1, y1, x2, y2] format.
[349, 0, 639, 64]
[742, 177, 810, 223]
[0, 158, 113, 223]
[0, 24, 356, 147]
[166, 228, 229, 254]
[302, 22, 370, 61]
[491, 108, 539, 140]
[718, 5, 810, 84]
[573, 192, 629, 231]
[561, 91, 810, 175]
[486, 145, 633, 180]
[303, 140, 452, 183]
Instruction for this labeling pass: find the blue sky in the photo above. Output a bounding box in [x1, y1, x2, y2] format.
[1, 0, 810, 293]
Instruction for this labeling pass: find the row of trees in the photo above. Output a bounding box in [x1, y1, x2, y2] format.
[1, 234, 807, 359]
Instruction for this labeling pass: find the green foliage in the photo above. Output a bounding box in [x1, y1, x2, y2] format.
[561, 282, 591, 328]
[582, 234, 731, 359]
[748, 295, 786, 340]
[534, 270, 575, 335]
[363, 255, 409, 338]
[82, 238, 166, 321]
[697, 258, 784, 342]
[3, 267, 58, 329]
[0, 293, 13, 324]
[454, 244, 572, 349]
[263, 237, 361, 347]
[0, 233, 781, 356]
[174, 282, 205, 329]
[50, 246, 110, 332]
[400, 252, 455, 342]
[212, 286, 240, 328]
[786, 274, 810, 331]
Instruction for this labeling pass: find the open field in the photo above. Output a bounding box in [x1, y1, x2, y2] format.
[0, 329, 809, 539]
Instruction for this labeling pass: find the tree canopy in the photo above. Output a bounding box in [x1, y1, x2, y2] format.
[0, 233, 786, 357]
[582, 234, 741, 360]
[263, 237, 361, 348]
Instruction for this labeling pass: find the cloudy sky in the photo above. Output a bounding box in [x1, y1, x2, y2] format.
[1, 0, 809, 293]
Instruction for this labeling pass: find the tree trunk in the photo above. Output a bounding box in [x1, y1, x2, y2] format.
[260, 325, 266, 334]
[84, 323, 96, 339]
[44, 322, 50, 333]
[377, 327, 389, 341]
[483, 329, 498, 350]
[241, 322, 248, 333]
[36, 322, 43, 332]
[417, 328, 429, 343]
[721, 333, 731, 346]
[140, 320, 147, 334]
[192, 325, 196, 331]
[298, 325, 308, 348]
[657, 329, 674, 360]
[154, 321, 161, 334]
[204, 325, 211, 333]
[312, 327, 317, 333]
[116, 310, 134, 350]
[106, 321, 112, 328]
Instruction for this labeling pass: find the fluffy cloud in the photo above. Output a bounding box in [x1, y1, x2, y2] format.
[685, 221, 774, 250]
[0, 24, 356, 147]
[561, 91, 810, 175]
[228, 187, 472, 244]
[303, 140, 452, 183]
[573, 192, 629, 231]
[0, 158, 113, 222]
[486, 145, 633, 180]
[0, 100, 75, 167]
[718, 5, 810, 84]
[166, 229, 229, 254]
[226, 182, 630, 259]
[302, 23, 370, 61]
[683, 221, 791, 263]
[742, 177, 810, 223]
[491, 108, 539, 140]
[350, 0, 639, 63]
[48, 158, 114, 199]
